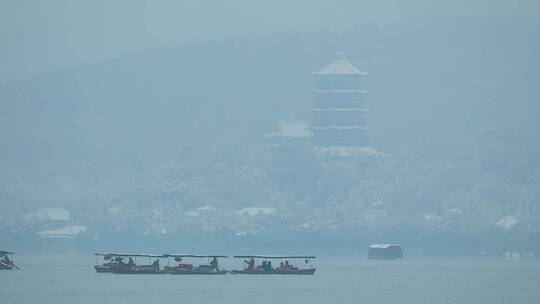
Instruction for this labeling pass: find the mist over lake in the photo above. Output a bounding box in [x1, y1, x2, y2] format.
[2, 16, 539, 256]
[1, 0, 540, 303]
[1, 256, 539, 304]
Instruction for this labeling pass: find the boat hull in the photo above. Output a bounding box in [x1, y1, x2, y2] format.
[230, 268, 316, 275]
[164, 266, 228, 275]
[166, 269, 228, 275]
[0, 262, 15, 270]
[95, 264, 165, 274]
[110, 268, 165, 274]
[94, 265, 113, 273]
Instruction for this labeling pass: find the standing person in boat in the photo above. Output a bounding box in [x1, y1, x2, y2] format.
[152, 259, 160, 270]
[210, 257, 219, 270]
[127, 257, 134, 269]
[245, 258, 255, 271]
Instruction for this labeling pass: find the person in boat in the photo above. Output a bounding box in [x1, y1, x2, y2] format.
[152, 259, 160, 270]
[1, 254, 12, 266]
[128, 257, 135, 266]
[280, 261, 291, 270]
[245, 258, 255, 271]
[259, 260, 272, 271]
[210, 257, 218, 270]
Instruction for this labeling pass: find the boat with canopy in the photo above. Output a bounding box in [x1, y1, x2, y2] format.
[0, 251, 19, 270]
[230, 255, 316, 275]
[163, 254, 229, 275]
[94, 253, 166, 274]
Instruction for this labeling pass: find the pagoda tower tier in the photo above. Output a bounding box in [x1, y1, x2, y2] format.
[310, 52, 371, 147]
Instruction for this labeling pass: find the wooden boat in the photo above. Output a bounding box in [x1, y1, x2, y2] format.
[94, 263, 113, 273]
[0, 251, 19, 270]
[94, 253, 166, 274]
[94, 253, 119, 273]
[230, 255, 316, 275]
[164, 254, 229, 275]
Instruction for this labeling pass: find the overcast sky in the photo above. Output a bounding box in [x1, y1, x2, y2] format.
[1, 0, 538, 83]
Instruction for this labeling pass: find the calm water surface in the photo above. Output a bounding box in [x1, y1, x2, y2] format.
[1, 256, 539, 304]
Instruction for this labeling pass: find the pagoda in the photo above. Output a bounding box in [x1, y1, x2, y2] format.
[311, 52, 375, 156]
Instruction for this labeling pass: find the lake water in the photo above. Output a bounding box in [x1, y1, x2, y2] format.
[1, 256, 539, 304]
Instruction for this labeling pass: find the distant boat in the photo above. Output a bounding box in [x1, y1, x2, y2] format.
[0, 251, 19, 270]
[230, 255, 316, 275]
[94, 253, 166, 274]
[368, 244, 403, 259]
[163, 254, 229, 275]
[93, 253, 316, 275]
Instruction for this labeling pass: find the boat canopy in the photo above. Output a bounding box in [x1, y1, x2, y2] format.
[369, 244, 400, 249]
[0, 251, 14, 255]
[233, 255, 316, 259]
[94, 253, 166, 258]
[164, 254, 228, 258]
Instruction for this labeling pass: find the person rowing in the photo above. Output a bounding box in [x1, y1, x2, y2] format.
[210, 257, 219, 270]
[244, 258, 255, 271]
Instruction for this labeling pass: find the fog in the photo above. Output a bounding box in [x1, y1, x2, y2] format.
[1, 1, 539, 258]
[2, 0, 539, 82]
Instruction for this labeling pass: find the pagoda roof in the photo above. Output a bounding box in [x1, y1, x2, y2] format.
[369, 244, 401, 249]
[314, 52, 368, 76]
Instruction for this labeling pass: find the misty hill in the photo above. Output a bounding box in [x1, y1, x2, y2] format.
[1, 17, 539, 255]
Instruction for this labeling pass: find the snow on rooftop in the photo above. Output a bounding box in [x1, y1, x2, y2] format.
[372, 197, 384, 207]
[237, 207, 276, 216]
[38, 225, 87, 239]
[184, 205, 218, 217]
[197, 205, 217, 212]
[424, 213, 441, 221]
[369, 244, 400, 249]
[497, 215, 519, 231]
[314, 52, 368, 76]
